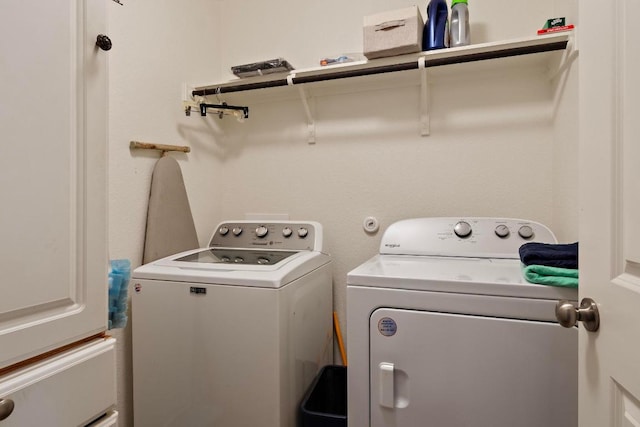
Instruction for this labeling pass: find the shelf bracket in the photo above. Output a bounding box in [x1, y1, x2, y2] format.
[288, 74, 316, 144]
[418, 57, 430, 137]
[548, 34, 579, 81]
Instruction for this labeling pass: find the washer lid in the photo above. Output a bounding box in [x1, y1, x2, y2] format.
[132, 248, 330, 288]
[347, 254, 577, 301]
[174, 248, 298, 266]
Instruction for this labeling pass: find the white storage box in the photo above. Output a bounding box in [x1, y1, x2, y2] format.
[363, 6, 424, 60]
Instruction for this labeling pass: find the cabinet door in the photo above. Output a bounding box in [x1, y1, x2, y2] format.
[0, 0, 108, 369]
[369, 308, 577, 427]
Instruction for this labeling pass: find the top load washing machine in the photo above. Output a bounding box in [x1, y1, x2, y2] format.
[131, 220, 333, 427]
[347, 217, 578, 427]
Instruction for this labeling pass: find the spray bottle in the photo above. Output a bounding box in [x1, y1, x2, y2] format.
[423, 0, 449, 50]
[450, 0, 470, 47]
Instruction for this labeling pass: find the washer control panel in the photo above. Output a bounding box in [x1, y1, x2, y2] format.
[208, 220, 322, 251]
[380, 217, 557, 259]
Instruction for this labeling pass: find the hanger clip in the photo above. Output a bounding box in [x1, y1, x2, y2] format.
[199, 102, 249, 119]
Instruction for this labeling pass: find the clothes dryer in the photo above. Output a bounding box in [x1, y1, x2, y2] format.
[347, 217, 578, 427]
[132, 220, 333, 427]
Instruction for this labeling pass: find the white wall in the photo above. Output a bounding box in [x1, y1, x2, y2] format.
[108, 1, 578, 425]
[107, 1, 223, 425]
[207, 0, 579, 357]
[551, 0, 579, 242]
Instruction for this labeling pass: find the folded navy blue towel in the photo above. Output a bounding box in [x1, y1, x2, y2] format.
[519, 242, 578, 269]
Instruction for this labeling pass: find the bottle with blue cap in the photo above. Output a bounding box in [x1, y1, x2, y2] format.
[423, 0, 449, 50]
[450, 0, 470, 47]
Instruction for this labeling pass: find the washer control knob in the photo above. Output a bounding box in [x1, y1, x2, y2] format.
[234, 257, 244, 263]
[219, 226, 229, 236]
[220, 256, 231, 263]
[282, 227, 293, 238]
[298, 227, 309, 238]
[518, 225, 534, 239]
[454, 221, 472, 238]
[255, 226, 268, 238]
[232, 227, 243, 236]
[495, 224, 510, 238]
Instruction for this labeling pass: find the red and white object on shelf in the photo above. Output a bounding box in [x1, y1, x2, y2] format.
[538, 24, 575, 35]
[538, 17, 575, 35]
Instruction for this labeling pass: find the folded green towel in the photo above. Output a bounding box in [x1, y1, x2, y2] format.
[522, 264, 579, 288]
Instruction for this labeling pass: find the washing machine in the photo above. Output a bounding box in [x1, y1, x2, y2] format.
[131, 220, 333, 427]
[346, 217, 578, 427]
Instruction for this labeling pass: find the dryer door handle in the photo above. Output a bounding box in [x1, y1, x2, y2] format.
[379, 362, 395, 408]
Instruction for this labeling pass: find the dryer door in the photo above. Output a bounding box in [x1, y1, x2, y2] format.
[369, 308, 577, 427]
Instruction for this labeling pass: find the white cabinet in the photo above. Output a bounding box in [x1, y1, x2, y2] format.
[0, 338, 116, 426]
[0, 1, 114, 425]
[0, 0, 109, 369]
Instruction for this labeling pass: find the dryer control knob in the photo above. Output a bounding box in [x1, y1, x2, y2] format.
[518, 225, 534, 239]
[495, 224, 510, 238]
[232, 227, 243, 236]
[282, 227, 293, 238]
[454, 221, 472, 238]
[298, 227, 309, 238]
[255, 226, 268, 238]
[219, 226, 229, 236]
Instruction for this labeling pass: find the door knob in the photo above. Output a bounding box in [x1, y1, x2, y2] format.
[96, 34, 112, 51]
[0, 398, 15, 421]
[555, 297, 600, 332]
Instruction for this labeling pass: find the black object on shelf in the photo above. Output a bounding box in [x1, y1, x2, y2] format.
[299, 365, 347, 427]
[231, 58, 295, 78]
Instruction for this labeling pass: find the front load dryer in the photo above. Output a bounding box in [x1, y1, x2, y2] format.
[131, 220, 333, 427]
[347, 217, 578, 427]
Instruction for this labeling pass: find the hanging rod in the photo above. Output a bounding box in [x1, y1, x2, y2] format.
[192, 38, 569, 97]
[130, 141, 190, 153]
